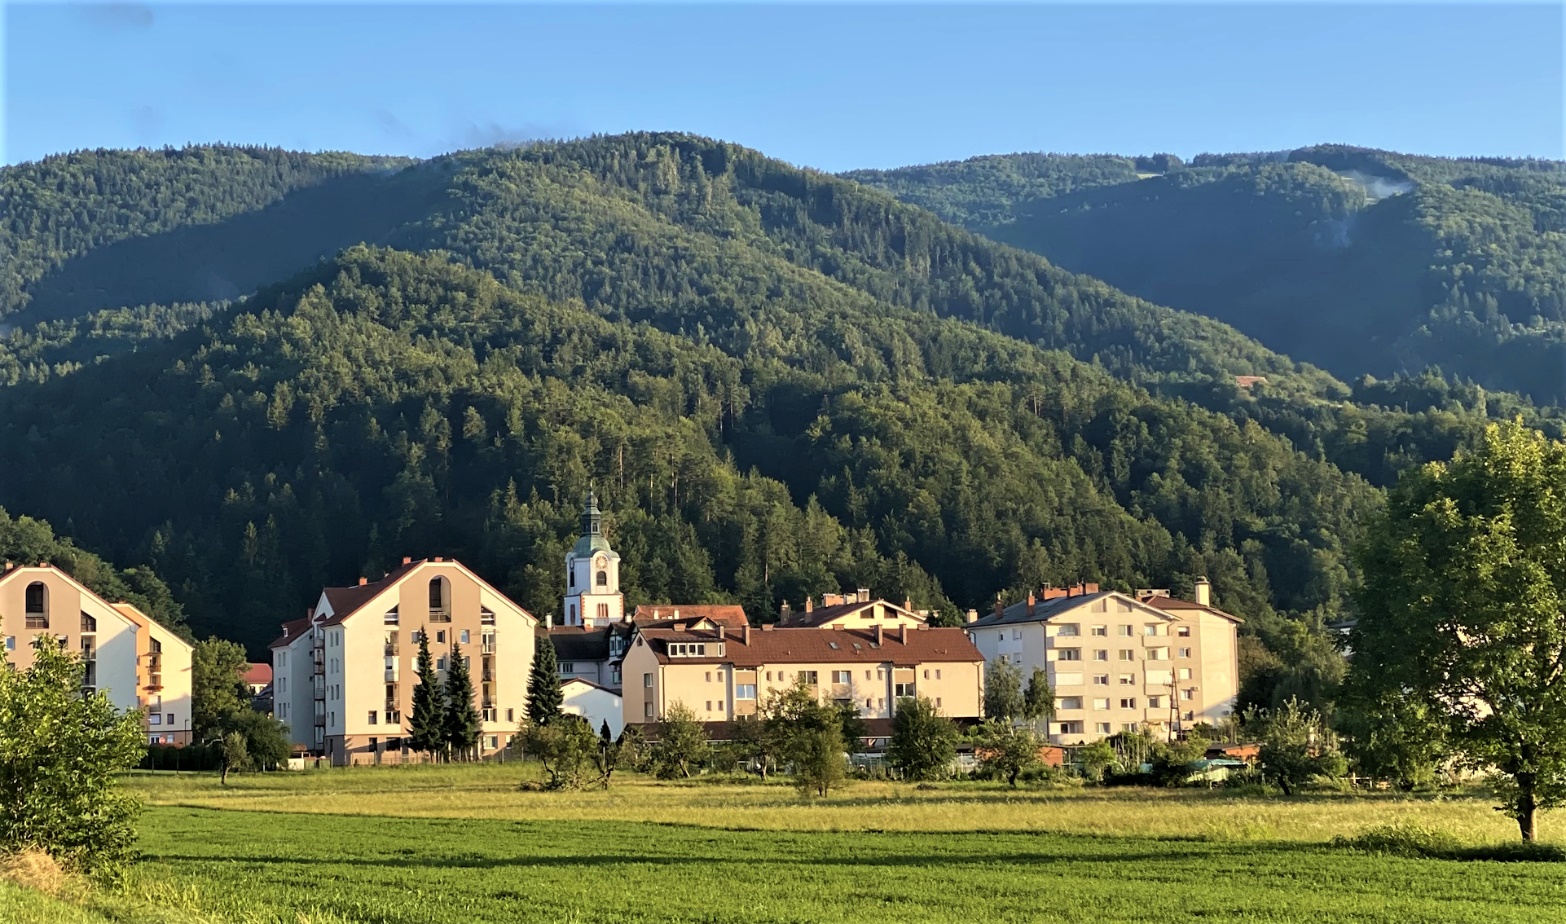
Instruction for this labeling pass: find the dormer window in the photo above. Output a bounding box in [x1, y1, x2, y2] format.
[668, 642, 724, 658]
[24, 582, 47, 629]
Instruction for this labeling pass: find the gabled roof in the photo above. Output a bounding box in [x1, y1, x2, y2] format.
[243, 662, 274, 685]
[636, 625, 982, 667]
[777, 598, 925, 628]
[561, 677, 622, 695]
[970, 590, 1196, 628]
[548, 626, 613, 662]
[631, 604, 749, 627]
[269, 617, 313, 650]
[0, 564, 138, 632]
[1139, 594, 1246, 624]
[317, 559, 425, 626]
[110, 602, 193, 649]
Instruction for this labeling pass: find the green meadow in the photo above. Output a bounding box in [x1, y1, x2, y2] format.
[7, 766, 1566, 924]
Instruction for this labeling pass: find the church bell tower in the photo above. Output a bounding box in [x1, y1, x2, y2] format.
[563, 491, 624, 628]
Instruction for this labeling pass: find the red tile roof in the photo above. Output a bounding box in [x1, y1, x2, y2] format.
[631, 604, 749, 627]
[243, 662, 273, 685]
[318, 559, 425, 626]
[636, 625, 981, 667]
[777, 599, 925, 628]
[1139, 594, 1245, 624]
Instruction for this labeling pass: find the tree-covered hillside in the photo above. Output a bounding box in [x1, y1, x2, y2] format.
[0, 247, 1383, 652]
[0, 135, 1553, 660]
[853, 145, 1566, 401]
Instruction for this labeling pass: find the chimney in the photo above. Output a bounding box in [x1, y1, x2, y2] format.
[545, 612, 554, 629]
[874, 624, 884, 645]
[358, 577, 368, 586]
[897, 624, 908, 644]
[965, 608, 978, 624]
[857, 588, 870, 604]
[402, 556, 412, 565]
[674, 622, 687, 632]
[993, 595, 1004, 618]
[1026, 591, 1036, 618]
[1085, 582, 1100, 594]
[1194, 576, 1211, 607]
[780, 601, 791, 620]
[1043, 585, 1068, 601]
[762, 623, 774, 632]
[434, 556, 443, 562]
[742, 624, 751, 645]
[805, 597, 814, 614]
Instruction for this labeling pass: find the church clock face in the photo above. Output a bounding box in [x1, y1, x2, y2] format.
[594, 554, 608, 569]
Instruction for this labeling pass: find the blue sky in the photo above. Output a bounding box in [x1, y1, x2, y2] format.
[3, 2, 1562, 170]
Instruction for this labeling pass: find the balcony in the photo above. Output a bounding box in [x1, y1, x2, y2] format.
[428, 609, 452, 624]
[481, 640, 496, 655]
[384, 667, 399, 683]
[384, 642, 399, 657]
[480, 608, 496, 626]
[24, 615, 48, 630]
[482, 669, 495, 682]
[144, 673, 161, 692]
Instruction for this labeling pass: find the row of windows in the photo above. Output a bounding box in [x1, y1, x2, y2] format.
[1015, 624, 1195, 640]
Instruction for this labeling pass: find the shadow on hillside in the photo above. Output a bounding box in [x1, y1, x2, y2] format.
[11, 167, 452, 327]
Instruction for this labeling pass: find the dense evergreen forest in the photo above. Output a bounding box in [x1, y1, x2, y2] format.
[0, 135, 1554, 679]
[850, 145, 1566, 402]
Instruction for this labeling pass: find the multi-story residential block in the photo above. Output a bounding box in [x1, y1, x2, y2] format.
[966, 580, 1239, 745]
[622, 620, 985, 727]
[0, 562, 192, 744]
[271, 557, 537, 765]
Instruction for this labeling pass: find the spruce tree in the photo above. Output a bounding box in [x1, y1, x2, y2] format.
[527, 633, 563, 726]
[408, 631, 444, 758]
[443, 641, 482, 761]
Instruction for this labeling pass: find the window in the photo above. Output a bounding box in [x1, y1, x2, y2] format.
[596, 603, 609, 622]
[832, 670, 852, 684]
[1117, 625, 1133, 637]
[1182, 689, 1195, 701]
[705, 701, 713, 712]
[149, 713, 162, 725]
[643, 673, 653, 688]
[1118, 649, 1135, 661]
[368, 711, 378, 725]
[1178, 648, 1193, 659]
[24, 583, 47, 628]
[935, 669, 942, 680]
[799, 671, 819, 685]
[936, 697, 942, 708]
[1119, 698, 1137, 709]
[569, 570, 576, 588]
[1056, 648, 1081, 661]
[1093, 650, 1109, 661]
[894, 682, 916, 697]
[80, 613, 97, 633]
[596, 570, 608, 587]
[1144, 625, 1161, 636]
[1147, 648, 1169, 661]
[1091, 625, 1108, 637]
[384, 607, 399, 625]
[3, 637, 12, 651]
[611, 666, 621, 685]
[1184, 711, 1196, 722]
[1059, 696, 1082, 710]
[1055, 624, 1080, 637]
[1057, 721, 1083, 735]
[561, 662, 576, 673]
[1092, 698, 1110, 710]
[428, 577, 448, 612]
[487, 736, 499, 750]
[1095, 722, 1112, 735]
[864, 670, 872, 680]
[460, 630, 470, 644]
[1119, 674, 1136, 685]
[1178, 668, 1193, 681]
[1092, 674, 1109, 685]
[923, 669, 929, 679]
[1122, 723, 1139, 733]
[568, 604, 576, 623]
[736, 684, 757, 700]
[437, 657, 447, 671]
[1012, 629, 1021, 640]
[644, 702, 653, 718]
[1177, 626, 1191, 637]
[1148, 695, 1165, 709]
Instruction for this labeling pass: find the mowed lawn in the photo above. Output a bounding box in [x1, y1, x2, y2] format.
[12, 768, 1566, 924]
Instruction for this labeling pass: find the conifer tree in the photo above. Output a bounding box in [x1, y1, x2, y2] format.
[527, 633, 563, 725]
[408, 631, 444, 758]
[443, 641, 481, 761]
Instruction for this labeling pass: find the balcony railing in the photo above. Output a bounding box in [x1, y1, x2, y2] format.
[481, 640, 496, 655]
[482, 670, 495, 682]
[384, 668, 398, 682]
[428, 609, 452, 623]
[24, 615, 47, 629]
[480, 609, 496, 626]
[384, 642, 399, 657]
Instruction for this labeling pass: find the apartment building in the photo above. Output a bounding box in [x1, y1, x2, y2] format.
[0, 562, 193, 744]
[271, 557, 537, 765]
[966, 580, 1239, 745]
[622, 620, 985, 726]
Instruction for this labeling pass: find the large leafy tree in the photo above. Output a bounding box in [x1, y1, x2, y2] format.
[0, 637, 146, 871]
[984, 658, 1025, 723]
[408, 631, 444, 756]
[978, 718, 1041, 787]
[1352, 420, 1566, 840]
[1022, 667, 1056, 732]
[443, 641, 481, 761]
[1248, 698, 1346, 796]
[887, 696, 959, 781]
[526, 634, 563, 726]
[191, 637, 251, 739]
[648, 703, 711, 779]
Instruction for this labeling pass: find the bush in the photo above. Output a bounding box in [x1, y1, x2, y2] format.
[139, 743, 221, 772]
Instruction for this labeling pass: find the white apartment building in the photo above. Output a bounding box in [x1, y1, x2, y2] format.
[966, 580, 1239, 745]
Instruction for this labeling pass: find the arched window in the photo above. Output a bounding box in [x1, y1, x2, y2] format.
[428, 577, 451, 620]
[596, 570, 608, 588]
[569, 570, 576, 589]
[568, 603, 577, 624]
[24, 582, 47, 629]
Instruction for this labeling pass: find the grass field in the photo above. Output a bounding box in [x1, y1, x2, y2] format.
[6, 767, 1565, 924]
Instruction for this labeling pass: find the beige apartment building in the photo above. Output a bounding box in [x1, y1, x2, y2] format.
[966, 580, 1239, 745]
[271, 557, 537, 765]
[622, 620, 985, 727]
[776, 591, 928, 628]
[0, 562, 193, 744]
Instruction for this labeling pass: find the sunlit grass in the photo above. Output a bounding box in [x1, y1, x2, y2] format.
[121, 763, 1550, 846]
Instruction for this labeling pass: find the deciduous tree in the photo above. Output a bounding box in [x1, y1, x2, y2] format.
[888, 696, 958, 781]
[984, 658, 1025, 724]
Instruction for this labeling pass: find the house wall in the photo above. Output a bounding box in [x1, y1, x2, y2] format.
[0, 567, 141, 715]
[563, 683, 624, 738]
[273, 638, 316, 749]
[128, 610, 193, 745]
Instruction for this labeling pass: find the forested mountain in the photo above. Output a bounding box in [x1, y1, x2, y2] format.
[0, 135, 1549, 665]
[851, 145, 1566, 401]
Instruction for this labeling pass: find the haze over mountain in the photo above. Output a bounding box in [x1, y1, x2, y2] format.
[849, 145, 1566, 402]
[0, 135, 1556, 684]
